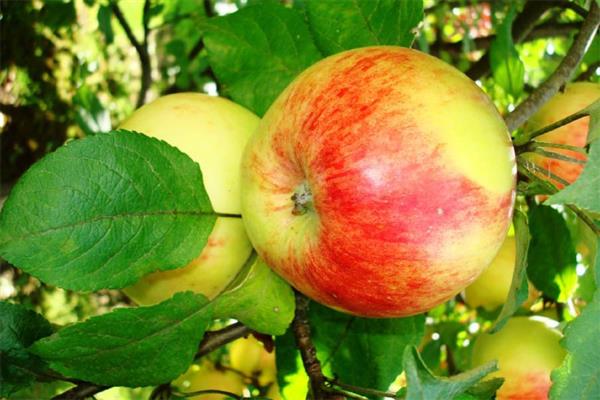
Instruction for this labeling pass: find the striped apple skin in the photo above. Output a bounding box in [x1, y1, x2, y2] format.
[241, 46, 516, 317]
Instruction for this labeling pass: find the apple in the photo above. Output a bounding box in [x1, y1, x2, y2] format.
[463, 234, 539, 311]
[229, 336, 277, 387]
[523, 82, 600, 189]
[471, 316, 566, 400]
[240, 46, 516, 317]
[120, 93, 259, 305]
[173, 361, 246, 400]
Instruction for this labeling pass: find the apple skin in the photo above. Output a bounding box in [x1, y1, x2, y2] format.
[173, 361, 245, 400]
[240, 46, 516, 317]
[463, 235, 539, 311]
[120, 93, 258, 305]
[524, 82, 600, 189]
[471, 316, 566, 400]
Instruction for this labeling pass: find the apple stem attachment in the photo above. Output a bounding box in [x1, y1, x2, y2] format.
[292, 181, 313, 216]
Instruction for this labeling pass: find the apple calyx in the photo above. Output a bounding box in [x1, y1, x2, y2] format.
[291, 181, 313, 216]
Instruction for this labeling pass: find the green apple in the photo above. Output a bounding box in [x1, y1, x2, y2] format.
[120, 93, 259, 305]
[471, 316, 566, 400]
[463, 234, 539, 311]
[524, 82, 600, 189]
[240, 46, 516, 317]
[173, 361, 246, 400]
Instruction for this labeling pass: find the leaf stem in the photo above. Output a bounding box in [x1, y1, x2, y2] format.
[529, 148, 586, 165]
[530, 141, 588, 154]
[514, 110, 589, 146]
[325, 377, 400, 399]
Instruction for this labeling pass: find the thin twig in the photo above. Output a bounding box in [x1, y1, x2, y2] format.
[51, 384, 109, 400]
[195, 322, 252, 358]
[504, 2, 600, 132]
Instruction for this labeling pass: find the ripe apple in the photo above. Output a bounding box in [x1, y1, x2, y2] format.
[523, 82, 600, 189]
[240, 46, 516, 317]
[173, 361, 245, 400]
[471, 316, 566, 400]
[463, 234, 539, 311]
[120, 93, 259, 305]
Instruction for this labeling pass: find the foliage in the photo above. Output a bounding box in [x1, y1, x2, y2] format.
[1, 0, 599, 399]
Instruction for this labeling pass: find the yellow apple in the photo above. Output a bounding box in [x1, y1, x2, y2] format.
[173, 361, 245, 400]
[471, 316, 566, 400]
[463, 234, 539, 311]
[120, 93, 259, 305]
[229, 336, 277, 387]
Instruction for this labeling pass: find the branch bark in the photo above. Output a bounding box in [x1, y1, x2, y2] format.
[504, 1, 600, 132]
[576, 60, 600, 81]
[292, 292, 330, 400]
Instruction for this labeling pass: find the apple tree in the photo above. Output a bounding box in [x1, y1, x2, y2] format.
[1, 0, 599, 399]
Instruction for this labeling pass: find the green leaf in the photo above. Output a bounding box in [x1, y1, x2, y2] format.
[527, 205, 577, 302]
[0, 302, 53, 397]
[73, 86, 111, 136]
[550, 238, 600, 399]
[30, 292, 213, 387]
[490, 210, 530, 333]
[40, 0, 76, 30]
[310, 303, 425, 391]
[203, 2, 322, 116]
[213, 255, 295, 335]
[584, 98, 600, 144]
[403, 346, 500, 400]
[0, 130, 216, 292]
[304, 0, 423, 56]
[489, 4, 524, 98]
[97, 5, 114, 44]
[546, 131, 600, 214]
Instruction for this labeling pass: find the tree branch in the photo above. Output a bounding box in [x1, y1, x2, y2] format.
[110, 0, 151, 108]
[504, 2, 600, 132]
[292, 292, 334, 400]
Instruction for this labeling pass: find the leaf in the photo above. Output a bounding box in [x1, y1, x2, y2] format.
[527, 205, 577, 302]
[584, 98, 600, 144]
[40, 1, 76, 30]
[203, 2, 322, 116]
[73, 86, 112, 136]
[550, 238, 600, 399]
[0, 130, 216, 292]
[0, 302, 53, 397]
[310, 303, 425, 391]
[403, 346, 500, 400]
[213, 255, 295, 335]
[546, 135, 600, 214]
[490, 210, 530, 333]
[30, 292, 213, 387]
[97, 5, 114, 44]
[489, 4, 525, 98]
[304, 0, 423, 56]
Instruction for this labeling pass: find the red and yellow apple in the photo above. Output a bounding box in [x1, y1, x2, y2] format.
[120, 93, 259, 305]
[471, 316, 566, 400]
[173, 361, 245, 400]
[463, 234, 539, 311]
[524, 82, 600, 189]
[240, 46, 516, 317]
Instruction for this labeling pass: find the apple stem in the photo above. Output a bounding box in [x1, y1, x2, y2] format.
[292, 181, 313, 216]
